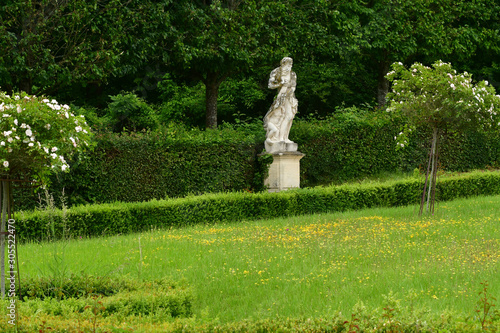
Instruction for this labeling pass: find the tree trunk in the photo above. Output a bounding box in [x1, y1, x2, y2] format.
[204, 72, 223, 129]
[0, 180, 11, 298]
[19, 77, 33, 95]
[377, 53, 390, 107]
[420, 127, 439, 215]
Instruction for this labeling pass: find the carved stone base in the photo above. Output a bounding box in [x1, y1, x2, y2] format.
[265, 140, 298, 153]
[264, 151, 304, 192]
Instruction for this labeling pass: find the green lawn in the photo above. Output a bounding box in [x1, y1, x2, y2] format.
[17, 194, 500, 325]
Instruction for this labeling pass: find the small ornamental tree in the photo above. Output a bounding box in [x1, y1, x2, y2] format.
[386, 60, 500, 214]
[0, 90, 92, 296]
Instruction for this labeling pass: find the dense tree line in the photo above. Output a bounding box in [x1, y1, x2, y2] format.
[1, 0, 500, 129]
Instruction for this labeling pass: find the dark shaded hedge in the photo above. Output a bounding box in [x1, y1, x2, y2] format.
[292, 112, 401, 186]
[293, 112, 500, 187]
[17, 171, 500, 242]
[13, 112, 500, 210]
[45, 125, 270, 207]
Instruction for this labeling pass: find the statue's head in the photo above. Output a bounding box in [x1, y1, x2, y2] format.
[280, 57, 293, 67]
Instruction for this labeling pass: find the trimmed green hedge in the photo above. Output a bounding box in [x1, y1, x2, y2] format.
[14, 110, 500, 210]
[293, 112, 500, 187]
[292, 112, 401, 186]
[17, 171, 500, 242]
[46, 126, 270, 207]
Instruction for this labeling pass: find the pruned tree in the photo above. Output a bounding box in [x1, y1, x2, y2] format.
[386, 61, 500, 214]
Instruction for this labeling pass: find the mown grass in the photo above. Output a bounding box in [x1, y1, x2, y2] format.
[12, 194, 500, 328]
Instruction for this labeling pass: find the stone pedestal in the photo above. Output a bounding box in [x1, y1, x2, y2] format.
[264, 151, 304, 192]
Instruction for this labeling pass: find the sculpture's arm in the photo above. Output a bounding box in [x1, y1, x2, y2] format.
[268, 68, 281, 89]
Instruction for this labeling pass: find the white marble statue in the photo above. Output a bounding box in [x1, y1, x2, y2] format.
[263, 57, 298, 153]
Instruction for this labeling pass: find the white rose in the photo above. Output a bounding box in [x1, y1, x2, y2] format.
[3, 161, 8, 168]
[26, 129, 32, 136]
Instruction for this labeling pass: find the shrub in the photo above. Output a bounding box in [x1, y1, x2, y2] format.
[292, 108, 400, 186]
[18, 275, 193, 319]
[17, 170, 500, 242]
[106, 93, 159, 132]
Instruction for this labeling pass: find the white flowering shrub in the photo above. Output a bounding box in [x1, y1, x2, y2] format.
[0, 90, 93, 179]
[386, 60, 500, 145]
[386, 61, 500, 214]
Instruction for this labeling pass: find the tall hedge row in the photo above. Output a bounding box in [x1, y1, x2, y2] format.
[13, 111, 500, 209]
[44, 126, 270, 207]
[292, 112, 400, 186]
[16, 171, 500, 242]
[294, 112, 500, 187]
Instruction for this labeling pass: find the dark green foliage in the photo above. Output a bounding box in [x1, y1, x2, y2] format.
[17, 171, 500, 242]
[12, 109, 500, 211]
[106, 93, 160, 132]
[46, 125, 270, 207]
[21, 275, 194, 319]
[292, 108, 400, 186]
[157, 75, 206, 128]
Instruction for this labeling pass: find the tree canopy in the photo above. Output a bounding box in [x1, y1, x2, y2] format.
[1, 0, 500, 127]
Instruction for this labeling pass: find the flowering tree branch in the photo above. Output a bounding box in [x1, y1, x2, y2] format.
[1, 91, 93, 181]
[386, 60, 500, 214]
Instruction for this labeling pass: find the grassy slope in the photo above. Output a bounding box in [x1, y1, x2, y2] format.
[16, 194, 500, 324]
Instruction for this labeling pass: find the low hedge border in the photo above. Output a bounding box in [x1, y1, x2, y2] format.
[17, 170, 500, 242]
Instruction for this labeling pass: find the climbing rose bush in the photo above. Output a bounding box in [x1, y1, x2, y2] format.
[0, 90, 93, 178]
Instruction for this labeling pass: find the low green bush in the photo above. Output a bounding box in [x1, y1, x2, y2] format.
[19, 275, 194, 319]
[17, 170, 500, 242]
[22, 273, 134, 300]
